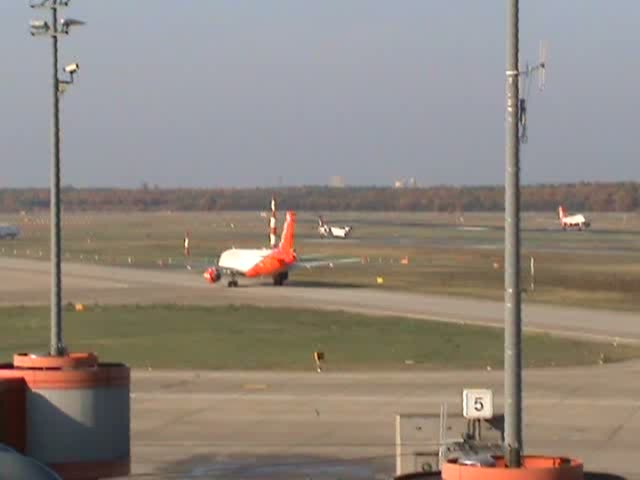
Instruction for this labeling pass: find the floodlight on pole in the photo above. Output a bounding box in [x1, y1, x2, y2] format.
[29, 0, 50, 8]
[29, 19, 50, 35]
[29, 0, 85, 357]
[59, 18, 85, 34]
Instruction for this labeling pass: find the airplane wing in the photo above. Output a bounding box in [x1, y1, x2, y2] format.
[162, 257, 244, 277]
[185, 259, 246, 277]
[158, 256, 218, 271]
[291, 256, 363, 271]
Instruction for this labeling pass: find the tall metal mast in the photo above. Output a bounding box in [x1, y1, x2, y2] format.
[504, 0, 522, 467]
[30, 0, 84, 356]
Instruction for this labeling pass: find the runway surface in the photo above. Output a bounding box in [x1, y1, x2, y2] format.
[1, 256, 638, 344]
[131, 364, 640, 479]
[2, 256, 639, 478]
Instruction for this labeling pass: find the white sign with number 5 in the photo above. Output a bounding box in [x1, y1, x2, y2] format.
[462, 389, 494, 419]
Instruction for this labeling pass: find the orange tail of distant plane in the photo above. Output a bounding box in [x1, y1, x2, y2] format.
[279, 211, 296, 252]
[558, 206, 566, 220]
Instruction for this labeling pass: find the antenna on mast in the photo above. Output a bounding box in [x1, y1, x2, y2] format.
[519, 40, 548, 144]
[538, 40, 547, 92]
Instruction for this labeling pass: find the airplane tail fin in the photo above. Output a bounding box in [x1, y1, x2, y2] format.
[558, 206, 566, 220]
[269, 195, 277, 249]
[279, 211, 296, 251]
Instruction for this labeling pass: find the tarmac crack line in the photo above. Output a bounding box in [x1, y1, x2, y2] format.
[604, 404, 640, 443]
[137, 405, 212, 437]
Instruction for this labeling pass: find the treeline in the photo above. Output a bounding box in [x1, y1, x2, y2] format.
[0, 182, 638, 213]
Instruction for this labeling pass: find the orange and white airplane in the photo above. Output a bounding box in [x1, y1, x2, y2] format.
[558, 205, 590, 231]
[203, 210, 358, 287]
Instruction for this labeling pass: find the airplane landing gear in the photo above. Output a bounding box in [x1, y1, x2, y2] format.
[272, 271, 288, 286]
[227, 277, 239, 288]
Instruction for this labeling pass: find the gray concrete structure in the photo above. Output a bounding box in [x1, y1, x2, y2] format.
[26, 388, 129, 464]
[396, 414, 442, 475]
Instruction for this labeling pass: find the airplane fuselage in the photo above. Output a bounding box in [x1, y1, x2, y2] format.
[319, 225, 352, 239]
[218, 248, 293, 277]
[558, 206, 590, 230]
[561, 214, 590, 230]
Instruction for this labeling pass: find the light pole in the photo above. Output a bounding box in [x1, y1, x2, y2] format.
[504, 0, 522, 468]
[29, 0, 84, 356]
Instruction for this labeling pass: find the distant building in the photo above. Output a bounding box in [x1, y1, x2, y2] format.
[329, 176, 346, 188]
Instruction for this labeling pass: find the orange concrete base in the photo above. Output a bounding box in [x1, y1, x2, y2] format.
[442, 456, 583, 480]
[0, 352, 130, 480]
[13, 352, 98, 369]
[394, 472, 443, 479]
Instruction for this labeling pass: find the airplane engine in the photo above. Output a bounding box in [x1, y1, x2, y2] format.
[203, 267, 222, 284]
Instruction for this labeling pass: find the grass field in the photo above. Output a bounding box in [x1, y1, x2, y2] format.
[1, 210, 640, 311]
[1, 304, 636, 370]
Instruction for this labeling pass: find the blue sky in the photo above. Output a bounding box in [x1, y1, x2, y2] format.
[2, 1, 639, 188]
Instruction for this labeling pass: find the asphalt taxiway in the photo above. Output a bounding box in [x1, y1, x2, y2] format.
[1, 257, 638, 344]
[131, 364, 640, 479]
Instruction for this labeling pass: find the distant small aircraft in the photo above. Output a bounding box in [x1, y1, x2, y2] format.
[558, 206, 590, 231]
[317, 216, 353, 239]
[0, 224, 20, 239]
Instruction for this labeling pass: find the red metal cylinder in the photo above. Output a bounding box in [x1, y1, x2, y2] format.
[0, 377, 26, 453]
